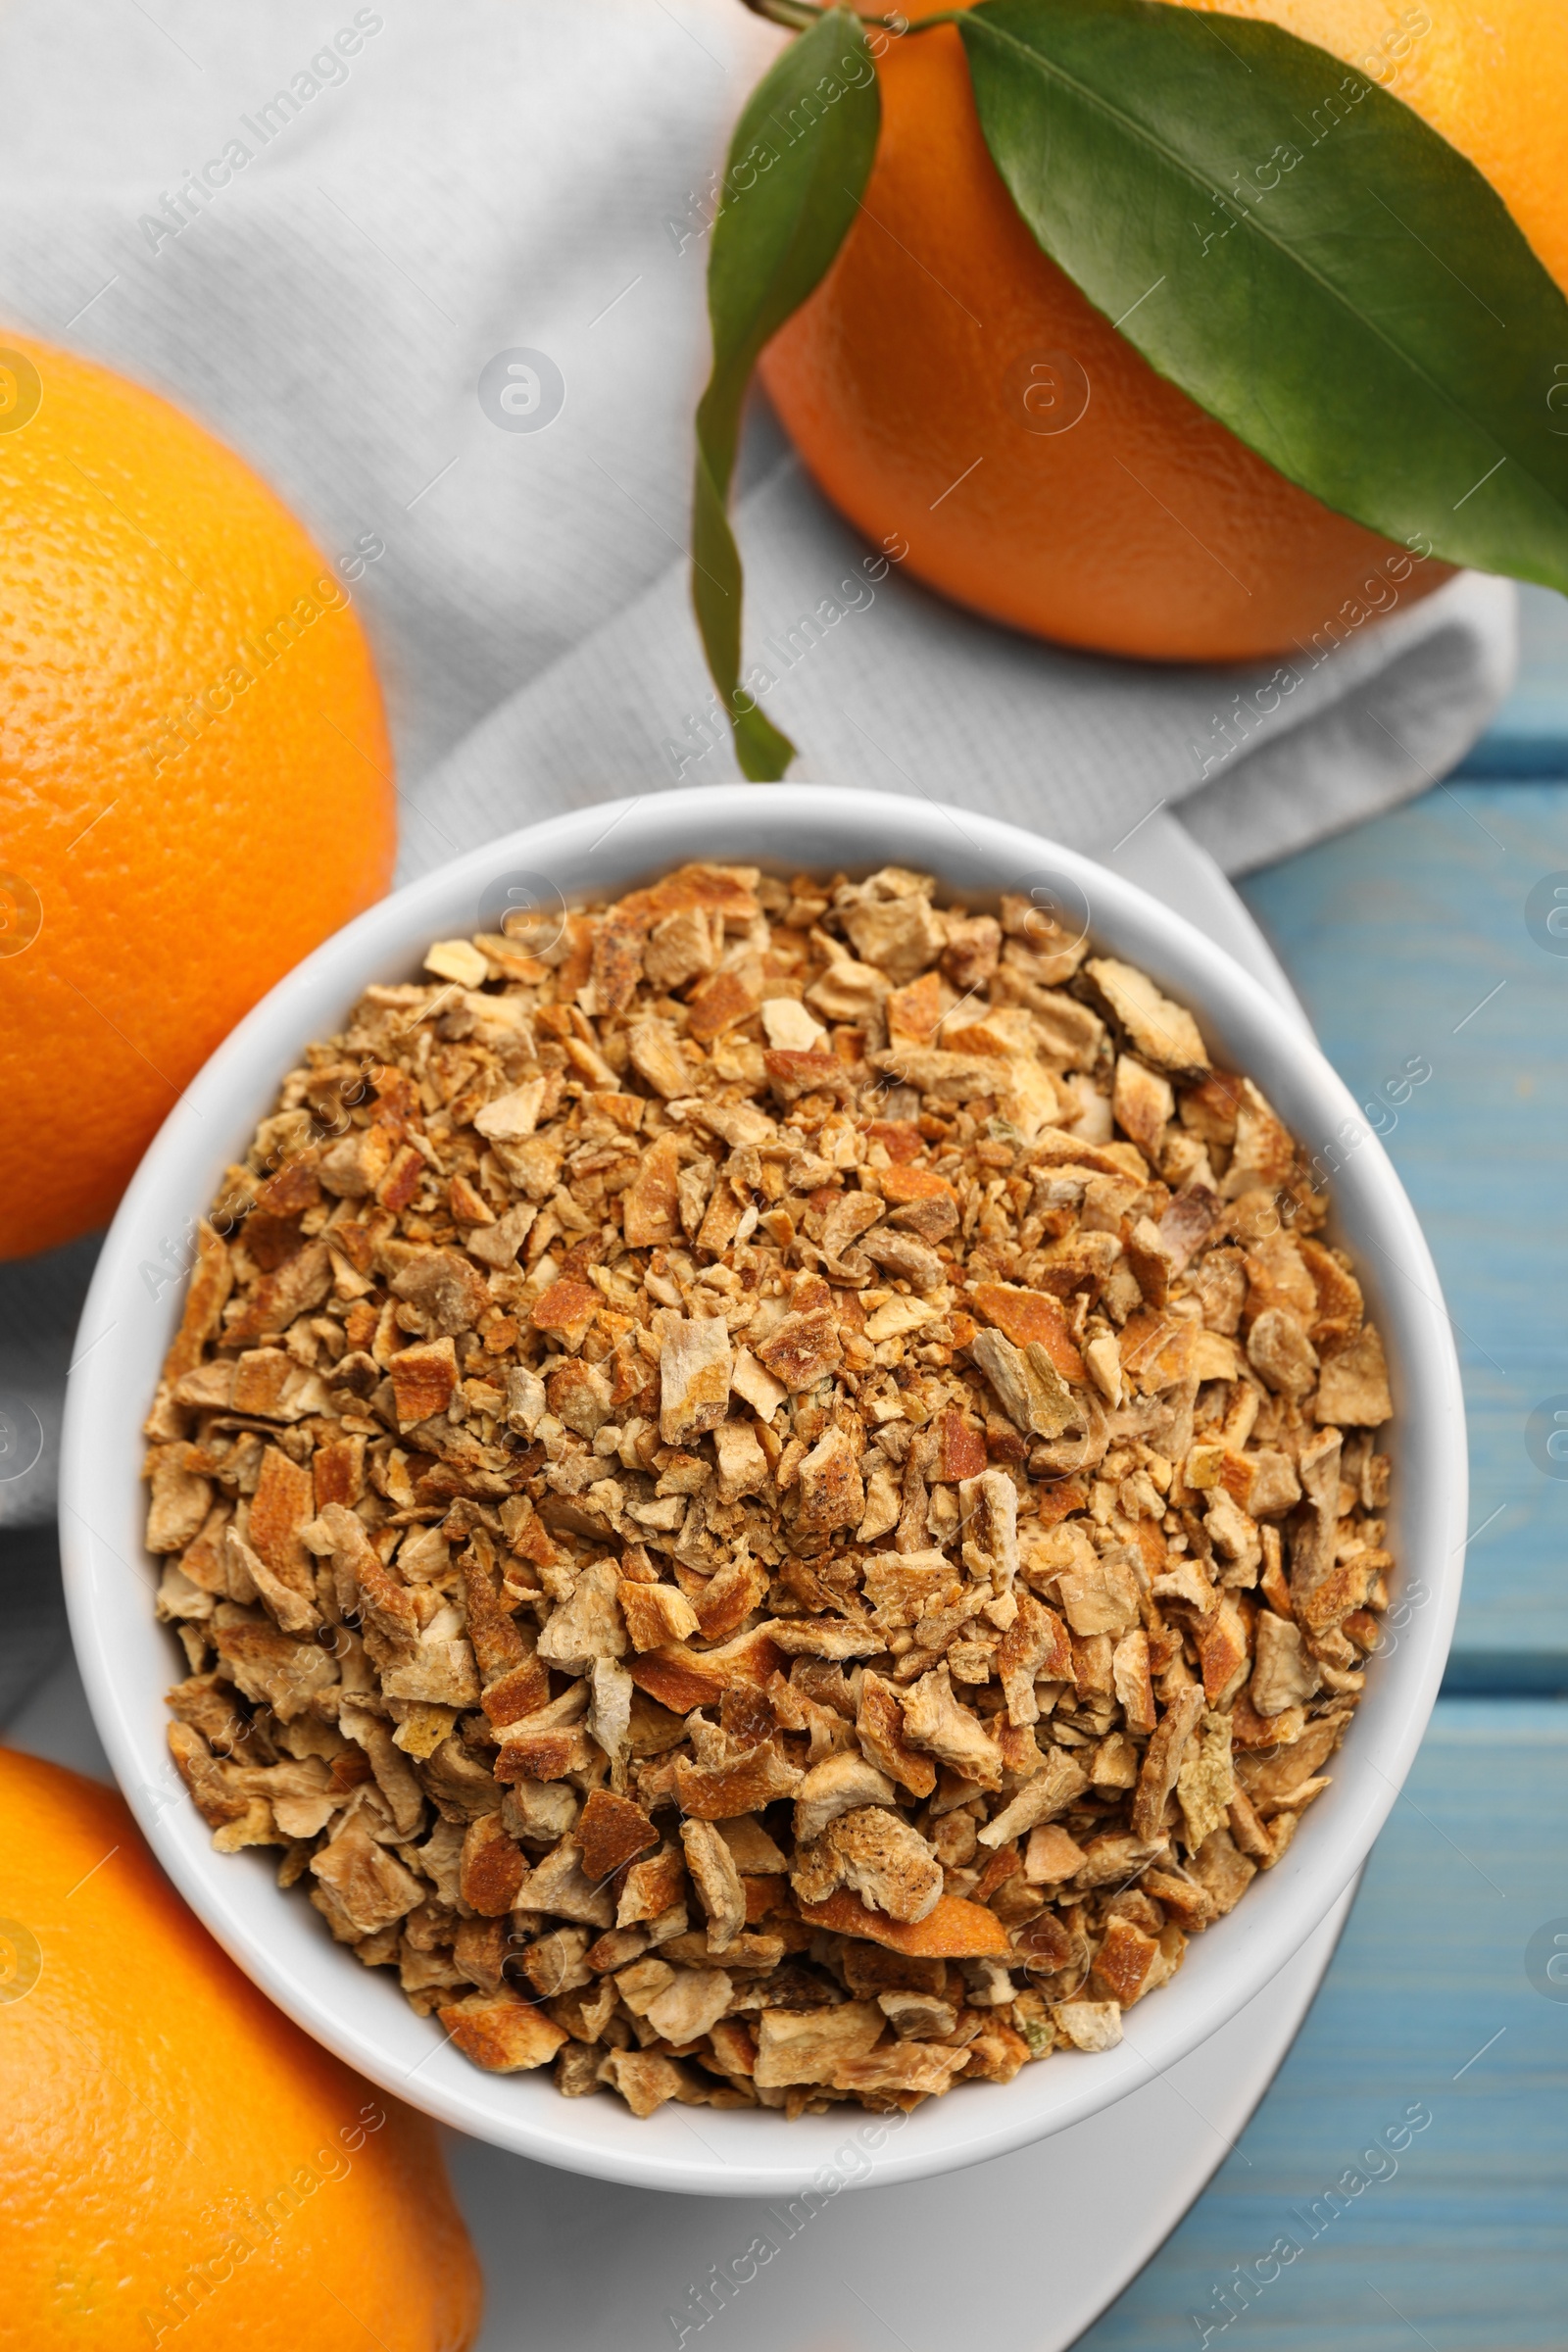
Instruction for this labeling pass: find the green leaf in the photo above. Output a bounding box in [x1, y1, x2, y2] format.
[959, 0, 1568, 594]
[692, 6, 881, 780]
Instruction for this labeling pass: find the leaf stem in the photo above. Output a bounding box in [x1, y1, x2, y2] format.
[739, 0, 957, 34]
[739, 0, 833, 29]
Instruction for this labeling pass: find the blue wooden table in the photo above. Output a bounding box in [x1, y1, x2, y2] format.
[1077, 585, 1568, 2350]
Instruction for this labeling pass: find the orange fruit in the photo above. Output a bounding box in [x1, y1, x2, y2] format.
[0, 335, 396, 1260]
[0, 1747, 481, 2351]
[760, 0, 1565, 663]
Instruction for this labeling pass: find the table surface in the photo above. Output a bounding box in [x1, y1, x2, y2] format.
[1075, 585, 1568, 2349]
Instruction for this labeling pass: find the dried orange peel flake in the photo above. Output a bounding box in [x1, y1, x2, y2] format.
[796, 1889, 1011, 1958]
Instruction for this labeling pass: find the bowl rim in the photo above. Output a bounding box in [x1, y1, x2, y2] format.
[60, 783, 1466, 2197]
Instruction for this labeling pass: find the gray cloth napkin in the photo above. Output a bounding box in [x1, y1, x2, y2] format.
[0, 0, 1517, 1546]
[417, 423, 1515, 879]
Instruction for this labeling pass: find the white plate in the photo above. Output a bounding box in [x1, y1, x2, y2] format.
[60, 785, 1465, 2199]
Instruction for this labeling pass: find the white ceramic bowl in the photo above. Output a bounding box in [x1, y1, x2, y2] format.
[60, 785, 1465, 2198]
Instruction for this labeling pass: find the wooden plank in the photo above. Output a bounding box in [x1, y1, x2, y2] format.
[1240, 782, 1568, 1682]
[1077, 1696, 1568, 2349]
